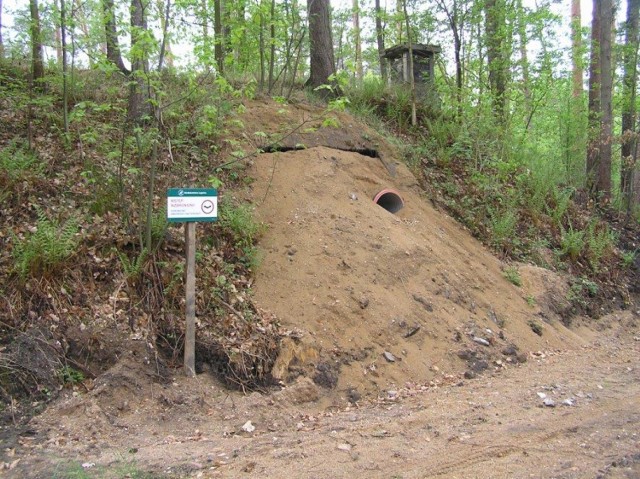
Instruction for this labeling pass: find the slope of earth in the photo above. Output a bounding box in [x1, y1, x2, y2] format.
[240, 113, 586, 400]
[5, 313, 639, 478]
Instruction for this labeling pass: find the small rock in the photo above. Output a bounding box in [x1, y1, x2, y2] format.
[537, 392, 547, 400]
[359, 297, 369, 309]
[383, 351, 396, 363]
[82, 463, 95, 469]
[502, 345, 518, 356]
[473, 337, 491, 347]
[464, 370, 476, 380]
[543, 398, 556, 407]
[337, 443, 352, 452]
[562, 398, 575, 406]
[457, 349, 475, 360]
[349, 192, 358, 200]
[241, 421, 256, 433]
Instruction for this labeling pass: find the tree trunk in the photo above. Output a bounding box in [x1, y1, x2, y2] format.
[0, 0, 4, 58]
[129, 0, 150, 123]
[74, 0, 96, 66]
[403, 0, 416, 127]
[61, 0, 69, 133]
[55, 0, 63, 66]
[157, 0, 172, 70]
[103, 0, 130, 74]
[598, 0, 613, 200]
[374, 0, 387, 82]
[621, 0, 640, 210]
[571, 0, 583, 98]
[214, 0, 224, 74]
[353, 0, 362, 81]
[259, 0, 265, 90]
[515, 0, 531, 112]
[436, 0, 463, 118]
[587, 0, 613, 201]
[485, 0, 507, 121]
[307, 0, 336, 95]
[396, 0, 403, 43]
[268, 0, 276, 92]
[30, 0, 45, 82]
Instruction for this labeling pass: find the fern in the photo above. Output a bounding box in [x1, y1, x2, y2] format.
[12, 207, 79, 278]
[117, 247, 148, 281]
[0, 140, 44, 181]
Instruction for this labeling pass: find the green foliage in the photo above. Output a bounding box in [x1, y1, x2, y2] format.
[502, 266, 522, 287]
[559, 225, 585, 261]
[586, 221, 615, 272]
[12, 207, 79, 279]
[490, 209, 518, 250]
[59, 366, 85, 385]
[219, 202, 266, 270]
[547, 188, 573, 227]
[567, 277, 599, 309]
[0, 140, 44, 182]
[620, 250, 637, 268]
[52, 459, 159, 479]
[117, 248, 148, 281]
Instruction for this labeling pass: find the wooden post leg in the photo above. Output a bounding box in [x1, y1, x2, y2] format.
[184, 222, 196, 377]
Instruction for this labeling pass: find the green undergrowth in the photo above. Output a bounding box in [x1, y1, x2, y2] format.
[343, 81, 637, 320]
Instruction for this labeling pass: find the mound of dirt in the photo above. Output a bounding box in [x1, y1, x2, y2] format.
[235, 101, 587, 401]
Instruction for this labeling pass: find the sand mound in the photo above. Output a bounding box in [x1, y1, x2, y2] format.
[243, 124, 585, 399]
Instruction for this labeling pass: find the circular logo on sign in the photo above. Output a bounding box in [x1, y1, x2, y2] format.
[201, 200, 215, 214]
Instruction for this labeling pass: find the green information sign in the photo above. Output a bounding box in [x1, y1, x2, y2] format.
[167, 188, 218, 223]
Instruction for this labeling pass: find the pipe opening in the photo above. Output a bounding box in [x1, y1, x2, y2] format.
[373, 189, 404, 214]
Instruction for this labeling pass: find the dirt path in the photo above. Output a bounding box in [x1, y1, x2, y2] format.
[5, 313, 638, 478]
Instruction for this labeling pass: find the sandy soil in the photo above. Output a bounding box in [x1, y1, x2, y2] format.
[2, 99, 639, 478]
[4, 314, 639, 478]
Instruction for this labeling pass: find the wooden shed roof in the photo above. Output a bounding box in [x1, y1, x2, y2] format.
[383, 44, 442, 59]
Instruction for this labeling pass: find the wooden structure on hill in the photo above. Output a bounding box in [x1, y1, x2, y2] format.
[383, 43, 441, 99]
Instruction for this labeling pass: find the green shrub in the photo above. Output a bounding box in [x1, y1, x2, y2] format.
[12, 207, 79, 279]
[502, 265, 522, 287]
[560, 225, 584, 260]
[219, 201, 266, 269]
[59, 366, 85, 385]
[586, 221, 615, 272]
[490, 209, 518, 250]
[0, 140, 44, 182]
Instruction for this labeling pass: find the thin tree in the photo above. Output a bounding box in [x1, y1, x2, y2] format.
[515, 0, 530, 111]
[485, 0, 508, 121]
[157, 0, 173, 70]
[307, 0, 337, 95]
[621, 0, 640, 210]
[402, 0, 416, 126]
[571, 0, 583, 98]
[30, 0, 45, 82]
[374, 0, 387, 81]
[60, 0, 69, 133]
[353, 0, 362, 80]
[214, 0, 224, 74]
[435, 0, 465, 119]
[129, 0, 150, 123]
[104, 0, 130, 74]
[268, 0, 276, 91]
[0, 0, 4, 58]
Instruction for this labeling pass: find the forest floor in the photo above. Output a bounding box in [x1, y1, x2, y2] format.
[1, 95, 639, 478]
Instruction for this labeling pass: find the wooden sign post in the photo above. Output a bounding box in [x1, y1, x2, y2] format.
[167, 188, 218, 377]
